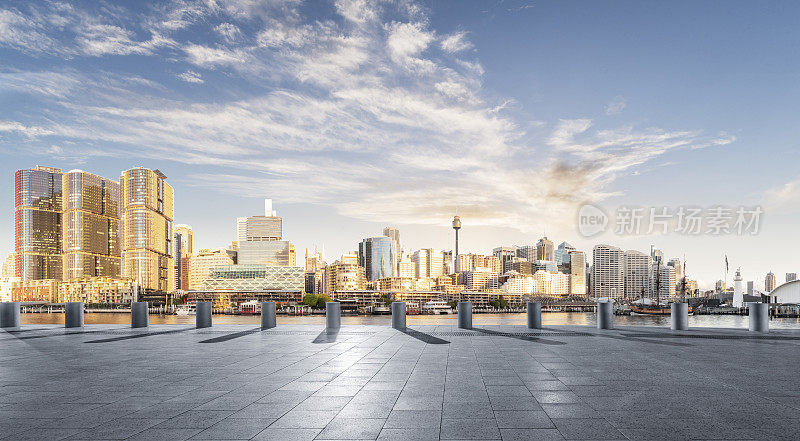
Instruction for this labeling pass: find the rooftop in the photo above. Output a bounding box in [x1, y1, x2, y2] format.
[2, 324, 799, 440]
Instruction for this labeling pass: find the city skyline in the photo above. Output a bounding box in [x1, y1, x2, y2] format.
[2, 1, 800, 289]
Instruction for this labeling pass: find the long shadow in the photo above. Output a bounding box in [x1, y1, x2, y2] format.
[199, 327, 261, 343]
[312, 329, 339, 344]
[86, 327, 193, 343]
[471, 327, 567, 346]
[620, 332, 800, 341]
[595, 332, 693, 347]
[398, 327, 450, 344]
[8, 329, 109, 340]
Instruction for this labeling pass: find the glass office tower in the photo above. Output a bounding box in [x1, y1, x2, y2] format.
[120, 167, 174, 294]
[14, 166, 64, 281]
[358, 236, 397, 281]
[62, 170, 122, 279]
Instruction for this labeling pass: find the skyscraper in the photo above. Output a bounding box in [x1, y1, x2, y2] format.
[236, 199, 282, 242]
[237, 241, 295, 266]
[536, 236, 555, 262]
[623, 250, 651, 299]
[173, 224, 193, 290]
[554, 242, 576, 266]
[62, 170, 121, 279]
[765, 271, 776, 292]
[411, 249, 444, 279]
[592, 244, 624, 299]
[120, 167, 174, 295]
[786, 273, 797, 283]
[382, 226, 402, 270]
[358, 236, 397, 281]
[492, 246, 517, 274]
[568, 250, 587, 296]
[15, 166, 63, 281]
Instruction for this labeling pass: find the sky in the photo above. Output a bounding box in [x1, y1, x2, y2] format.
[1, 0, 799, 290]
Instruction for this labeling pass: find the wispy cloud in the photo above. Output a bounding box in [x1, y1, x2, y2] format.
[441, 31, 473, 53]
[604, 95, 626, 115]
[176, 70, 204, 83]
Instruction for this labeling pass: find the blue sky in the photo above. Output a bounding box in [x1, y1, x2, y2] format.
[1, 0, 799, 289]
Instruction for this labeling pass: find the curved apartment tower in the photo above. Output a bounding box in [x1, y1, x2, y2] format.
[62, 170, 121, 279]
[120, 167, 174, 296]
[14, 166, 63, 281]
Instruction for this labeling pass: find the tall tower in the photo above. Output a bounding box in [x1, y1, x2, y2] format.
[14, 166, 64, 281]
[452, 216, 461, 273]
[732, 268, 744, 308]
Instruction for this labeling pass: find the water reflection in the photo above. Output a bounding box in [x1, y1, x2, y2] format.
[19, 312, 800, 329]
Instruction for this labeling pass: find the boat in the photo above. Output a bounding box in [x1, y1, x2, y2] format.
[422, 300, 453, 314]
[372, 306, 391, 315]
[630, 302, 694, 315]
[175, 304, 196, 316]
[238, 300, 261, 315]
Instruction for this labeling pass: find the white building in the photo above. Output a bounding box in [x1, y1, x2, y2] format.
[623, 250, 651, 299]
[592, 245, 624, 300]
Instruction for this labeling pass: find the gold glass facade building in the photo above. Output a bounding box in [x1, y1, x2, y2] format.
[14, 166, 63, 281]
[62, 170, 122, 279]
[121, 168, 174, 293]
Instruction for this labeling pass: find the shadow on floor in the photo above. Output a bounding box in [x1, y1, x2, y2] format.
[398, 327, 450, 344]
[471, 327, 567, 345]
[199, 327, 261, 343]
[596, 332, 694, 347]
[313, 329, 340, 343]
[85, 327, 193, 343]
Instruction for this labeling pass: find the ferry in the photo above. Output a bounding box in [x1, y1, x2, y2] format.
[175, 304, 196, 316]
[422, 300, 453, 314]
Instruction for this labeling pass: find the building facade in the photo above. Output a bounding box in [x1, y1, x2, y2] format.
[358, 236, 397, 281]
[173, 224, 193, 290]
[568, 250, 586, 296]
[536, 236, 555, 262]
[592, 244, 624, 299]
[188, 248, 235, 290]
[237, 240, 295, 267]
[15, 166, 64, 281]
[623, 250, 651, 299]
[766, 271, 776, 292]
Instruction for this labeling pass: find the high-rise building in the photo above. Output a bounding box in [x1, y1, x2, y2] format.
[715, 280, 726, 292]
[324, 253, 366, 293]
[358, 236, 397, 281]
[398, 257, 415, 278]
[592, 244, 624, 299]
[765, 271, 776, 292]
[410, 249, 444, 279]
[746, 280, 754, 295]
[786, 273, 797, 283]
[60, 170, 121, 280]
[173, 224, 193, 290]
[568, 250, 587, 296]
[188, 248, 235, 290]
[2, 253, 16, 278]
[120, 167, 174, 295]
[15, 166, 63, 281]
[667, 258, 682, 282]
[237, 241, 295, 266]
[304, 248, 325, 273]
[493, 246, 517, 273]
[554, 242, 575, 266]
[652, 263, 676, 300]
[516, 245, 536, 261]
[236, 199, 282, 242]
[536, 236, 554, 262]
[623, 250, 651, 299]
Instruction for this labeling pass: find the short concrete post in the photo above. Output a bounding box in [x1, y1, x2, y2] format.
[196, 302, 212, 329]
[0, 302, 21, 331]
[131, 302, 149, 328]
[65, 302, 84, 329]
[261, 301, 277, 330]
[527, 302, 542, 329]
[597, 301, 613, 330]
[391, 302, 406, 329]
[670, 302, 689, 331]
[326, 302, 341, 329]
[749, 303, 769, 332]
[457, 301, 472, 329]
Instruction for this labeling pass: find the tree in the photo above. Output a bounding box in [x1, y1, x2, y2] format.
[302, 294, 318, 307]
[316, 295, 333, 309]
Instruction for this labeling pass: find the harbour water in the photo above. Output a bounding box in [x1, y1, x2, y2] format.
[19, 311, 800, 329]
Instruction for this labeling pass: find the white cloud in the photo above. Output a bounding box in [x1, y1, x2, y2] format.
[177, 70, 204, 83]
[0, 121, 54, 137]
[184, 44, 249, 67]
[604, 95, 626, 115]
[441, 31, 473, 53]
[215, 22, 242, 43]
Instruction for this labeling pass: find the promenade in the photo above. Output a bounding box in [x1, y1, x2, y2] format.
[2, 324, 799, 440]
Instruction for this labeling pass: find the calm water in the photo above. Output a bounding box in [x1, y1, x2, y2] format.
[19, 312, 800, 329]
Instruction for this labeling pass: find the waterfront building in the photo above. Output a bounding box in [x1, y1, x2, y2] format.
[568, 250, 587, 296]
[14, 166, 64, 281]
[324, 254, 366, 294]
[2, 253, 16, 278]
[173, 224, 193, 290]
[653, 264, 676, 300]
[236, 199, 282, 242]
[376, 277, 414, 291]
[536, 236, 555, 262]
[11, 279, 59, 303]
[120, 167, 174, 297]
[463, 267, 497, 291]
[766, 271, 776, 292]
[623, 250, 651, 299]
[188, 264, 304, 308]
[62, 170, 122, 280]
[532, 270, 570, 297]
[592, 244, 624, 299]
[58, 276, 135, 304]
[359, 236, 397, 281]
[188, 248, 235, 290]
[493, 246, 518, 273]
[0, 276, 20, 301]
[411, 249, 444, 279]
[237, 240, 296, 267]
[500, 274, 533, 296]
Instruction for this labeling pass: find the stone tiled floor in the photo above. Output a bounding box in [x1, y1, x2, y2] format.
[2, 324, 800, 440]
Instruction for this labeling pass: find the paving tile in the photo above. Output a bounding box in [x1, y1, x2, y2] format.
[440, 418, 501, 439]
[552, 418, 626, 440]
[125, 428, 204, 441]
[251, 428, 322, 441]
[316, 417, 385, 439]
[190, 417, 275, 439]
[499, 428, 566, 441]
[377, 428, 440, 441]
[154, 410, 234, 429]
[384, 410, 441, 428]
[269, 410, 335, 429]
[494, 410, 554, 429]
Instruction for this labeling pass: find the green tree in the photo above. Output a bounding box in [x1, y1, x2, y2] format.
[302, 294, 319, 307]
[316, 295, 333, 309]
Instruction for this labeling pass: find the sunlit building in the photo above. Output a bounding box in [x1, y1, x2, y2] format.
[173, 224, 193, 290]
[623, 250, 651, 299]
[188, 248, 235, 290]
[324, 253, 366, 294]
[62, 170, 121, 280]
[358, 236, 397, 281]
[492, 246, 517, 273]
[398, 257, 415, 278]
[568, 250, 587, 296]
[120, 167, 174, 297]
[411, 249, 444, 279]
[58, 276, 135, 304]
[236, 199, 282, 242]
[237, 240, 296, 267]
[14, 166, 63, 281]
[765, 271, 776, 292]
[536, 236, 554, 262]
[592, 244, 624, 299]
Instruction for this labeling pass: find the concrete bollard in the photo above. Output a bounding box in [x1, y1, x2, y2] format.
[0, 302, 21, 331]
[261, 301, 277, 330]
[326, 302, 341, 329]
[457, 301, 472, 329]
[391, 302, 406, 329]
[196, 302, 212, 329]
[65, 302, 84, 329]
[527, 302, 542, 329]
[670, 302, 689, 331]
[597, 301, 613, 330]
[749, 303, 769, 333]
[131, 302, 149, 328]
